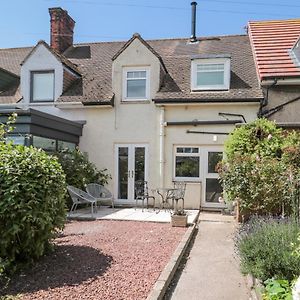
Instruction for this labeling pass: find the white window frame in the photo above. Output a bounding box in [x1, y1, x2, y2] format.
[191, 58, 230, 91]
[122, 66, 150, 101]
[173, 146, 201, 182]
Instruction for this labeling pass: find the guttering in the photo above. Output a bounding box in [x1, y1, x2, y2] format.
[153, 98, 262, 104]
[159, 107, 165, 188]
[166, 120, 243, 126]
[261, 77, 300, 86]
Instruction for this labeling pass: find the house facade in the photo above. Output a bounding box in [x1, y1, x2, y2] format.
[248, 19, 300, 127]
[0, 7, 266, 209]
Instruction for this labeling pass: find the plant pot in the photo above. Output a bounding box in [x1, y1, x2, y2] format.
[171, 214, 188, 227]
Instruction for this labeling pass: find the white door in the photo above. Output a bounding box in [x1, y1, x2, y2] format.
[201, 147, 224, 209]
[115, 144, 148, 204]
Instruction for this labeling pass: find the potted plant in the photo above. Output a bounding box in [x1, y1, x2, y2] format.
[171, 207, 188, 227]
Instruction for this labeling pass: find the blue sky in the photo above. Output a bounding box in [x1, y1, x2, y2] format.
[1, 0, 299, 48]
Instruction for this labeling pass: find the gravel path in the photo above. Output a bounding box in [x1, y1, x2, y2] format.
[1, 220, 187, 300]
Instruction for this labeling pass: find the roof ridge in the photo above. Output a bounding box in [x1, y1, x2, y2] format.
[0, 46, 33, 51]
[249, 18, 300, 24]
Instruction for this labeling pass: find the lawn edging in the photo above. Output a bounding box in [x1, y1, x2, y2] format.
[245, 275, 263, 300]
[146, 222, 197, 300]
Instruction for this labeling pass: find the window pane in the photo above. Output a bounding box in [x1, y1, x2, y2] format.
[32, 72, 54, 101]
[57, 141, 76, 151]
[177, 147, 199, 154]
[197, 71, 224, 86]
[197, 64, 224, 71]
[127, 79, 146, 98]
[32, 136, 56, 151]
[208, 152, 223, 173]
[206, 178, 223, 203]
[127, 71, 146, 79]
[175, 156, 199, 178]
[6, 135, 25, 145]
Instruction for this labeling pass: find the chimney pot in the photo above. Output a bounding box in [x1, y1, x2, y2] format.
[49, 7, 75, 53]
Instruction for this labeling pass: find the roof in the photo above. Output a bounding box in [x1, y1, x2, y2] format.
[0, 34, 263, 105]
[21, 40, 81, 76]
[248, 19, 300, 80]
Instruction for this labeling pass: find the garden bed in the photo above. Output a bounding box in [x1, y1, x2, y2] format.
[1, 220, 187, 300]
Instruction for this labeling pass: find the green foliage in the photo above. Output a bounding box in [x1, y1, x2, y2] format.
[55, 149, 111, 208]
[225, 118, 283, 160]
[263, 279, 292, 300]
[219, 119, 300, 216]
[0, 113, 17, 142]
[0, 143, 66, 276]
[238, 218, 300, 281]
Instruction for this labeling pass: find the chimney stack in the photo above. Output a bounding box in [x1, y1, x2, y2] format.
[190, 2, 197, 43]
[49, 7, 75, 53]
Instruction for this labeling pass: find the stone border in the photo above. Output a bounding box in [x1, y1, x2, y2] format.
[245, 275, 263, 300]
[146, 221, 198, 300]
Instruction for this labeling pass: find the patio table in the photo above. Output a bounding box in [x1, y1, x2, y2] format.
[152, 187, 178, 212]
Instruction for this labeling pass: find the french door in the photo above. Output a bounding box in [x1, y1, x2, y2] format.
[115, 144, 148, 203]
[202, 147, 224, 208]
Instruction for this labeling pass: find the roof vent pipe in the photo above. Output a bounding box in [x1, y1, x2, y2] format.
[190, 2, 197, 43]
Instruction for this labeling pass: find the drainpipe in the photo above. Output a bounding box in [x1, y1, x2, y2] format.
[159, 107, 165, 188]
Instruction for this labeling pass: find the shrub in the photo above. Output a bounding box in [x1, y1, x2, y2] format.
[237, 217, 300, 281]
[219, 119, 300, 217]
[0, 143, 66, 276]
[224, 118, 283, 160]
[263, 278, 292, 300]
[55, 149, 111, 208]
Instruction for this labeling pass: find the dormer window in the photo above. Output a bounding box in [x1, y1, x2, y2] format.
[191, 58, 230, 91]
[123, 67, 150, 101]
[31, 71, 54, 102]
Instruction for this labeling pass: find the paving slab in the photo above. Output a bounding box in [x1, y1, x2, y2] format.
[68, 207, 199, 224]
[170, 212, 251, 300]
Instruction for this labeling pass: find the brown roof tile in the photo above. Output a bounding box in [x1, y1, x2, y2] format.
[0, 34, 263, 104]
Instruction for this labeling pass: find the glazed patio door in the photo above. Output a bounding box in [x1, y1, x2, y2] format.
[202, 147, 224, 208]
[115, 144, 148, 203]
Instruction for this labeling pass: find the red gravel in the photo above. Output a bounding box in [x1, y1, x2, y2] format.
[1, 220, 187, 300]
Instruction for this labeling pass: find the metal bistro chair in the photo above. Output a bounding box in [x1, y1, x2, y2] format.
[135, 180, 156, 211]
[67, 185, 98, 217]
[86, 183, 114, 209]
[172, 182, 187, 211]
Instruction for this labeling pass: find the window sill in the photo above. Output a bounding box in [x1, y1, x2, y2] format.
[190, 89, 229, 93]
[121, 99, 151, 104]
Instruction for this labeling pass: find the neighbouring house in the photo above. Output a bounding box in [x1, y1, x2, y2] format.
[0, 5, 264, 210]
[248, 19, 300, 128]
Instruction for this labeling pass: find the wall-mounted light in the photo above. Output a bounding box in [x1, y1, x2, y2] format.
[213, 135, 218, 142]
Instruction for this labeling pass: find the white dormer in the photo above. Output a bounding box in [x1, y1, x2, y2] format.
[191, 55, 231, 91]
[21, 41, 63, 103]
[20, 40, 80, 104]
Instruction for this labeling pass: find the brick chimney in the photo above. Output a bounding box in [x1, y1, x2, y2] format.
[49, 7, 75, 53]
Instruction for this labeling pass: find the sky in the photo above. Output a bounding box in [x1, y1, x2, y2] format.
[1, 0, 299, 48]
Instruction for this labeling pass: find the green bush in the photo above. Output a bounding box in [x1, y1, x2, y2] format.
[238, 217, 300, 281]
[263, 278, 292, 300]
[55, 149, 111, 208]
[224, 118, 283, 160]
[0, 143, 66, 276]
[219, 119, 300, 216]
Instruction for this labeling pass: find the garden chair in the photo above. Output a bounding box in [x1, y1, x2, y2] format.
[135, 180, 156, 211]
[67, 185, 98, 217]
[172, 181, 187, 211]
[86, 183, 114, 209]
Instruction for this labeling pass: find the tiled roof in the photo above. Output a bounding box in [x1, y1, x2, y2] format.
[0, 34, 263, 104]
[248, 19, 300, 80]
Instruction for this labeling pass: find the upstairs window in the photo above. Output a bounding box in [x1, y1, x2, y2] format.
[123, 67, 150, 101]
[191, 58, 230, 91]
[31, 71, 54, 102]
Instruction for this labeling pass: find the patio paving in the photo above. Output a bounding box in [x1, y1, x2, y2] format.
[68, 207, 199, 224]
